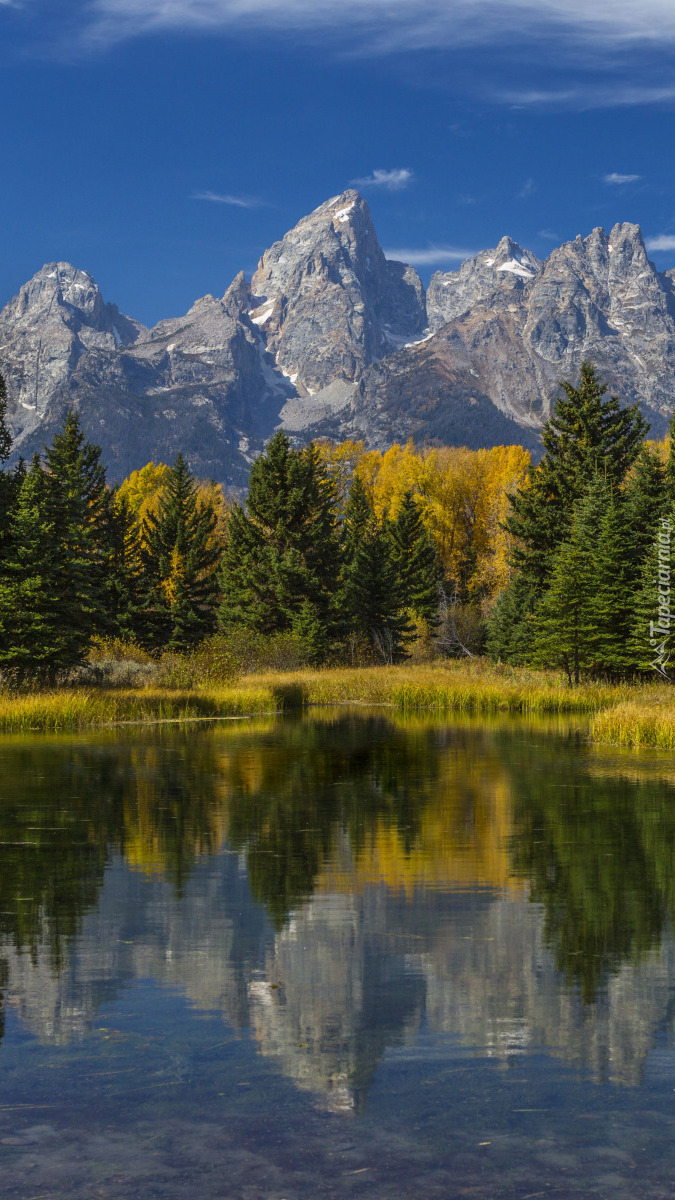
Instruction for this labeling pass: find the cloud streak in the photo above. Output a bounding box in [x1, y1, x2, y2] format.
[645, 235, 675, 251]
[384, 246, 476, 266]
[603, 172, 642, 184]
[192, 190, 264, 207]
[502, 85, 675, 108]
[350, 168, 413, 190]
[67, 0, 675, 53]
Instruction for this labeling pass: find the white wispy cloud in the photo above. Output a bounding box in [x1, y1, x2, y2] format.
[645, 234, 675, 251]
[384, 246, 476, 266]
[502, 85, 675, 109]
[191, 190, 264, 207]
[351, 168, 413, 190]
[518, 177, 535, 199]
[68, 0, 675, 52]
[603, 172, 641, 184]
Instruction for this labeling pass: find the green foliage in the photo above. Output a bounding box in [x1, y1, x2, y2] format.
[101, 492, 147, 641]
[388, 489, 441, 625]
[532, 500, 598, 685]
[142, 452, 220, 652]
[590, 484, 638, 676]
[0, 413, 114, 683]
[340, 513, 411, 664]
[43, 410, 110, 670]
[486, 571, 538, 664]
[505, 362, 647, 589]
[219, 432, 341, 657]
[624, 445, 668, 569]
[0, 457, 70, 684]
[532, 478, 637, 681]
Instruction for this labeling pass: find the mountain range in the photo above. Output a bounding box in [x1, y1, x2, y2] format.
[2, 191, 674, 486]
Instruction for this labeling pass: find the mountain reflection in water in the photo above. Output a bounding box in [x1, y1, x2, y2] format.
[1, 711, 675, 1114]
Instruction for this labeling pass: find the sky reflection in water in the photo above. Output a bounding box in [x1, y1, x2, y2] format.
[1, 711, 675, 1198]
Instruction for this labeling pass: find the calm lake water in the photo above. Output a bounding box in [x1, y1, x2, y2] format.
[2, 709, 675, 1199]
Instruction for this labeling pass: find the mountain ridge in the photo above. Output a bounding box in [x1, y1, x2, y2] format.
[0, 193, 673, 485]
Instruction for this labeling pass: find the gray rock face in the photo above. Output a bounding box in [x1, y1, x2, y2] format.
[427, 236, 543, 329]
[250, 190, 426, 394]
[0, 263, 286, 486]
[416, 223, 675, 439]
[2, 202, 675, 485]
[0, 262, 145, 445]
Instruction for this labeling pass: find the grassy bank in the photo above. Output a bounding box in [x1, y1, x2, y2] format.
[0, 660, 672, 742]
[0, 661, 635, 733]
[589, 699, 675, 749]
[0, 685, 279, 733]
[245, 663, 628, 715]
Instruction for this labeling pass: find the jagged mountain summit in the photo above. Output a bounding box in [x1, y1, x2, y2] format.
[1, 193, 674, 485]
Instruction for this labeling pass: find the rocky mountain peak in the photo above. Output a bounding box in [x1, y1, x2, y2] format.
[2, 262, 142, 346]
[427, 237, 542, 331]
[0, 262, 145, 435]
[249, 190, 425, 394]
[222, 270, 251, 318]
[3, 196, 675, 489]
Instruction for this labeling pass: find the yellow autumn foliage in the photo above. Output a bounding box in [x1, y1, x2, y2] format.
[317, 438, 531, 603]
[117, 461, 231, 551]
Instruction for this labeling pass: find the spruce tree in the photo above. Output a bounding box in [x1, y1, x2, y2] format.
[486, 572, 539, 664]
[340, 474, 373, 564]
[102, 492, 146, 642]
[0, 457, 69, 684]
[587, 481, 636, 677]
[387, 490, 441, 625]
[42, 411, 110, 669]
[624, 445, 667, 571]
[505, 362, 647, 589]
[532, 531, 597, 685]
[532, 477, 637, 681]
[219, 433, 340, 658]
[340, 521, 411, 663]
[142, 453, 220, 651]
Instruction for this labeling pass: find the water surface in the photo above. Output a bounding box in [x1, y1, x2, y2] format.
[1, 710, 675, 1198]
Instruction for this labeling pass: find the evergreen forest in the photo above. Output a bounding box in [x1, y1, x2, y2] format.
[0, 361, 671, 686]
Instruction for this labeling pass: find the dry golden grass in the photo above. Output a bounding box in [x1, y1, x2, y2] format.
[246, 661, 628, 715]
[590, 698, 675, 749]
[0, 660, 670, 740]
[0, 685, 278, 733]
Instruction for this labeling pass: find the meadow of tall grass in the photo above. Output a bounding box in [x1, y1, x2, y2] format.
[0, 685, 278, 733]
[0, 653, 643, 734]
[0, 635, 673, 742]
[589, 698, 675, 749]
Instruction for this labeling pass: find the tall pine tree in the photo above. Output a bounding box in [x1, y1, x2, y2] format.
[531, 497, 598, 685]
[505, 362, 647, 589]
[624, 445, 668, 572]
[219, 433, 340, 659]
[142, 453, 220, 651]
[42, 411, 110, 669]
[338, 476, 411, 663]
[387, 490, 441, 625]
[0, 457, 69, 684]
[587, 480, 636, 677]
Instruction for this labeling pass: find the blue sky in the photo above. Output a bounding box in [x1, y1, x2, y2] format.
[2, 0, 675, 326]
